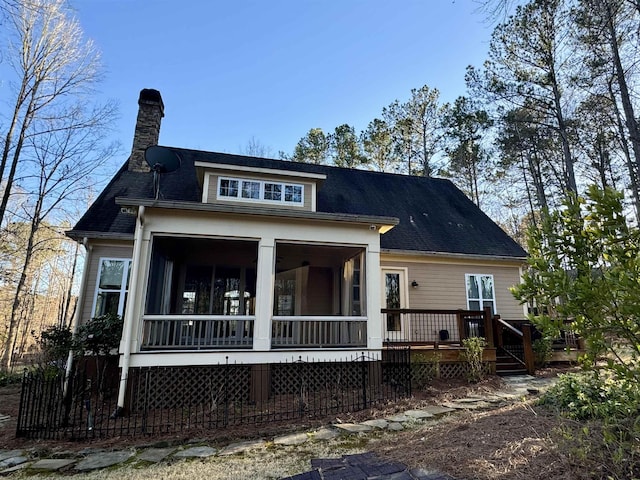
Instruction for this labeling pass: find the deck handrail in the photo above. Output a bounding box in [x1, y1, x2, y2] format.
[141, 316, 255, 350]
[382, 308, 493, 347]
[496, 317, 523, 337]
[272, 317, 367, 348]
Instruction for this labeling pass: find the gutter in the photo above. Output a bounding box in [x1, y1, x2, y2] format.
[116, 206, 145, 411]
[65, 230, 134, 242]
[380, 248, 527, 263]
[64, 238, 92, 396]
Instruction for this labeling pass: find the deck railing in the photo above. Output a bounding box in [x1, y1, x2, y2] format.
[271, 316, 367, 348]
[382, 309, 494, 347]
[141, 315, 254, 350]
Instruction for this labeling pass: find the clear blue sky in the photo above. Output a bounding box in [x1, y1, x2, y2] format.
[72, 0, 495, 159]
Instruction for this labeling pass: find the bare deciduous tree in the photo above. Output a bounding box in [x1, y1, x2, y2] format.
[0, 0, 117, 370]
[0, 0, 101, 226]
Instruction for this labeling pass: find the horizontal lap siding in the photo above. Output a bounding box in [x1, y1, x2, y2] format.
[81, 243, 134, 325]
[381, 259, 525, 320]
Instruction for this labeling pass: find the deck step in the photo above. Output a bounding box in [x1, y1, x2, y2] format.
[495, 352, 527, 376]
[496, 369, 528, 376]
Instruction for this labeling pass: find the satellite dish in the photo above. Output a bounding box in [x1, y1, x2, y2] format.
[145, 145, 181, 173]
[144, 146, 181, 199]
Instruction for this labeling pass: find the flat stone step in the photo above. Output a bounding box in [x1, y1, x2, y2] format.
[137, 448, 176, 463]
[75, 451, 134, 471]
[218, 440, 266, 456]
[30, 459, 76, 471]
[334, 423, 373, 434]
[273, 432, 309, 446]
[173, 446, 217, 458]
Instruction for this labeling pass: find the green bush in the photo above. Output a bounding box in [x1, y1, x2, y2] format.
[38, 324, 73, 367]
[461, 336, 486, 383]
[541, 370, 640, 420]
[532, 337, 553, 367]
[74, 313, 123, 356]
[543, 370, 640, 478]
[0, 371, 23, 386]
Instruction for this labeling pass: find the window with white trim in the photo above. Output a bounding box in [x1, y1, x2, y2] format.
[465, 274, 496, 314]
[93, 258, 131, 317]
[218, 177, 304, 206]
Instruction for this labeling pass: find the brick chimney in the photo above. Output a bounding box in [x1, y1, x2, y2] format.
[128, 89, 164, 172]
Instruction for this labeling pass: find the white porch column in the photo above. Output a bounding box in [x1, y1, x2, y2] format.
[254, 235, 275, 351]
[117, 206, 146, 409]
[366, 242, 382, 349]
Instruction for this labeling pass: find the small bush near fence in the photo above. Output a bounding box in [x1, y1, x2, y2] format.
[16, 350, 411, 440]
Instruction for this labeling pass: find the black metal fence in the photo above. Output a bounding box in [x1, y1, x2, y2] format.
[16, 349, 411, 440]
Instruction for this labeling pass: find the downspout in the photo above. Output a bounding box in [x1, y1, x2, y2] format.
[116, 206, 145, 412]
[63, 237, 92, 395]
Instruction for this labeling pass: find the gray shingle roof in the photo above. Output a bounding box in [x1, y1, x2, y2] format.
[70, 147, 526, 258]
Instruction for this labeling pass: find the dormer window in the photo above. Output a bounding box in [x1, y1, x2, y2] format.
[218, 177, 304, 206]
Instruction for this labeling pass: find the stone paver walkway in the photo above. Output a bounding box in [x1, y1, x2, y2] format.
[0, 375, 557, 479]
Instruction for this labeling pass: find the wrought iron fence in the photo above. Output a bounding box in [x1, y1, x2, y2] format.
[16, 349, 410, 440]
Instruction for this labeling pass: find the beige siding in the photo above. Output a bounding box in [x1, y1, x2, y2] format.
[381, 257, 525, 320]
[205, 171, 313, 211]
[81, 242, 133, 325]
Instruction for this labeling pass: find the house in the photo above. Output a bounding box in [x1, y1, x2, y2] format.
[67, 89, 528, 410]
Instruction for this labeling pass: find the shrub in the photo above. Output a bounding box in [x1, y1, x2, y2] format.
[461, 336, 486, 383]
[532, 337, 553, 368]
[411, 351, 441, 388]
[38, 324, 73, 368]
[74, 313, 123, 357]
[541, 370, 640, 420]
[542, 370, 640, 478]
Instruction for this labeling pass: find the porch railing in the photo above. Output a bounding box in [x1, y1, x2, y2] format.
[141, 315, 254, 350]
[382, 309, 494, 347]
[271, 316, 367, 348]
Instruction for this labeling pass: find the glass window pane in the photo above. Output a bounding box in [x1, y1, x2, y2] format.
[387, 313, 401, 331]
[285, 185, 302, 203]
[219, 179, 238, 197]
[99, 260, 125, 289]
[481, 275, 494, 299]
[95, 291, 120, 316]
[385, 273, 401, 309]
[466, 275, 479, 299]
[468, 300, 481, 311]
[241, 181, 260, 199]
[482, 300, 494, 312]
[264, 183, 282, 201]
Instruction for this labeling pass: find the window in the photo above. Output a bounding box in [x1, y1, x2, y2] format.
[284, 185, 302, 203]
[465, 274, 496, 314]
[264, 183, 282, 201]
[217, 177, 304, 205]
[93, 258, 131, 317]
[241, 180, 260, 199]
[219, 179, 238, 197]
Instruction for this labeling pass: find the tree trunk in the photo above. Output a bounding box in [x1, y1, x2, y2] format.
[602, 0, 640, 213]
[1, 200, 42, 371]
[0, 93, 37, 224]
[60, 241, 79, 326]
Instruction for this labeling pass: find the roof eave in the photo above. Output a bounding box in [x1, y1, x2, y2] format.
[65, 230, 135, 242]
[116, 197, 399, 229]
[381, 248, 527, 263]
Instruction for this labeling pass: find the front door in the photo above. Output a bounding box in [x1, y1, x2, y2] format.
[381, 268, 408, 340]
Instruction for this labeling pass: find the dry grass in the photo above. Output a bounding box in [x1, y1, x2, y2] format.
[23, 438, 371, 480]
